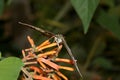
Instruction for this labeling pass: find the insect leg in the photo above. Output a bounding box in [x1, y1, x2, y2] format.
[59, 35, 83, 78]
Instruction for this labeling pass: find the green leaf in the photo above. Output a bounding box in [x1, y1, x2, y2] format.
[71, 0, 100, 33]
[0, 57, 23, 80]
[97, 10, 120, 39]
[93, 57, 112, 69]
[0, 0, 4, 15]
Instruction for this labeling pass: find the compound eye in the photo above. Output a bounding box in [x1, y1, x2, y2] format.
[54, 37, 62, 44]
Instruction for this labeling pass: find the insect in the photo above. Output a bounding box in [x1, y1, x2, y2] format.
[19, 22, 82, 80]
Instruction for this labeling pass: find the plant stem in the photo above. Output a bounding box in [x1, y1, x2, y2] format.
[21, 67, 33, 80]
[83, 37, 102, 71]
[54, 0, 71, 21]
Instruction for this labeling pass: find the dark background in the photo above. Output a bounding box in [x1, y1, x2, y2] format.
[0, 0, 120, 80]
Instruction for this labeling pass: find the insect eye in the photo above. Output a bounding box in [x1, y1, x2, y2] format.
[54, 37, 62, 44]
[19, 22, 82, 79]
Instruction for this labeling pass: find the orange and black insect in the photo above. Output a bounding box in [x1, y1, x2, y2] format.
[19, 22, 82, 80]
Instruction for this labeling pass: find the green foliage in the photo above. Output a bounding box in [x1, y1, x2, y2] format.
[0, 57, 23, 80]
[109, 5, 120, 17]
[71, 0, 120, 39]
[71, 0, 100, 33]
[6, 0, 13, 5]
[93, 57, 112, 69]
[0, 0, 4, 15]
[0, 0, 120, 79]
[97, 10, 120, 39]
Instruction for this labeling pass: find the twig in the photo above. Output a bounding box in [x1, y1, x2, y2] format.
[19, 22, 83, 79]
[83, 37, 102, 71]
[21, 67, 33, 79]
[54, 0, 71, 21]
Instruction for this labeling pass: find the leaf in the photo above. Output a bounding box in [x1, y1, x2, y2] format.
[97, 10, 120, 39]
[0, 57, 23, 80]
[93, 57, 112, 69]
[71, 0, 100, 33]
[0, 0, 4, 15]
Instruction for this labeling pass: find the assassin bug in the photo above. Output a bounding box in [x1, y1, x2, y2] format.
[19, 22, 83, 80]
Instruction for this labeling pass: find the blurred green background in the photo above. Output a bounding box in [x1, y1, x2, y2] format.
[0, 0, 120, 80]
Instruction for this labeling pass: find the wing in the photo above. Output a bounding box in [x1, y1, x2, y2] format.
[19, 22, 83, 79]
[19, 22, 54, 38]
